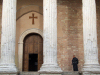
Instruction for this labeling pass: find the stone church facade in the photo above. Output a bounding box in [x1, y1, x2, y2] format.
[0, 0, 100, 75]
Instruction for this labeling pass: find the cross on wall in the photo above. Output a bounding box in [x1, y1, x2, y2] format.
[29, 13, 38, 25]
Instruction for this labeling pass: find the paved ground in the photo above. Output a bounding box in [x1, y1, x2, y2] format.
[19, 72, 81, 75]
[19, 72, 100, 75]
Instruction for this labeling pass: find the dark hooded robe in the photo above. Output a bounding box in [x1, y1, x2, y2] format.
[72, 57, 78, 71]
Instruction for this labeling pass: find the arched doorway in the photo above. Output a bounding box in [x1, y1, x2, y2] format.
[22, 33, 43, 71]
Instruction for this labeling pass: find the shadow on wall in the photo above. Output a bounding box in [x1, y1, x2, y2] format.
[96, 0, 100, 65]
[0, 0, 2, 59]
[16, 4, 43, 20]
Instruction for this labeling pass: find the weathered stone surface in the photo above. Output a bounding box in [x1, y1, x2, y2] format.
[83, 72, 100, 75]
[39, 0, 62, 72]
[40, 74, 62, 75]
[0, 74, 18, 75]
[63, 72, 81, 75]
[0, 0, 100, 73]
[82, 0, 100, 72]
[19, 72, 39, 75]
[0, 0, 17, 73]
[20, 72, 62, 75]
[83, 74, 100, 75]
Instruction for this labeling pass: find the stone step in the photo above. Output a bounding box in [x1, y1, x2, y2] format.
[19, 72, 39, 75]
[19, 72, 82, 75]
[63, 72, 82, 75]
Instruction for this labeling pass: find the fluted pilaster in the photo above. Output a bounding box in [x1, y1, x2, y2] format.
[82, 0, 100, 72]
[39, 0, 62, 73]
[0, 0, 17, 73]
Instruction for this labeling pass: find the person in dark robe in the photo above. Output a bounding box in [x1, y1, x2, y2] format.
[72, 55, 78, 71]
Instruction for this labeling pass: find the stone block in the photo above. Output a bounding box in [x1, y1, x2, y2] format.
[0, 74, 17, 75]
[82, 72, 100, 75]
[83, 74, 100, 75]
[39, 72, 62, 75]
[40, 74, 62, 75]
[63, 72, 82, 75]
[19, 72, 39, 75]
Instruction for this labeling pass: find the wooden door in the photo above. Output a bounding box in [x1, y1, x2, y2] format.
[23, 33, 43, 71]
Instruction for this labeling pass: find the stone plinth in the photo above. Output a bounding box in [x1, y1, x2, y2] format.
[82, 71, 100, 75]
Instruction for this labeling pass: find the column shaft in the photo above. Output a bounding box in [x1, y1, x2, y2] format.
[0, 0, 17, 73]
[82, 0, 100, 72]
[39, 0, 62, 72]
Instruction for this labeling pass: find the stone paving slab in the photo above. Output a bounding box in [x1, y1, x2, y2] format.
[63, 72, 80, 75]
[82, 73, 100, 75]
[15, 72, 100, 75]
[0, 74, 17, 75]
[19, 72, 39, 75]
[40, 74, 62, 75]
[83, 74, 100, 75]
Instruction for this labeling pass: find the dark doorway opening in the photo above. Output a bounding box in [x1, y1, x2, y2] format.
[29, 54, 38, 71]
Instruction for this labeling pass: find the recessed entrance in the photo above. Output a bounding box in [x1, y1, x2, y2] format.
[29, 54, 38, 71]
[22, 33, 43, 71]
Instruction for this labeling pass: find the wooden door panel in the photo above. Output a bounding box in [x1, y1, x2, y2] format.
[38, 60, 43, 64]
[38, 64, 42, 70]
[38, 54, 43, 60]
[29, 44, 34, 53]
[24, 54, 29, 60]
[24, 44, 28, 54]
[34, 42, 38, 53]
[23, 34, 43, 71]
[23, 60, 29, 71]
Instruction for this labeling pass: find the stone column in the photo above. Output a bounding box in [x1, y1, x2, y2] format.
[39, 0, 62, 73]
[82, 0, 100, 72]
[0, 0, 17, 73]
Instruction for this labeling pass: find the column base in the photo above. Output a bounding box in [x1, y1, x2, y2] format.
[0, 64, 18, 73]
[39, 64, 62, 73]
[0, 73, 18, 75]
[82, 64, 100, 72]
[82, 72, 100, 75]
